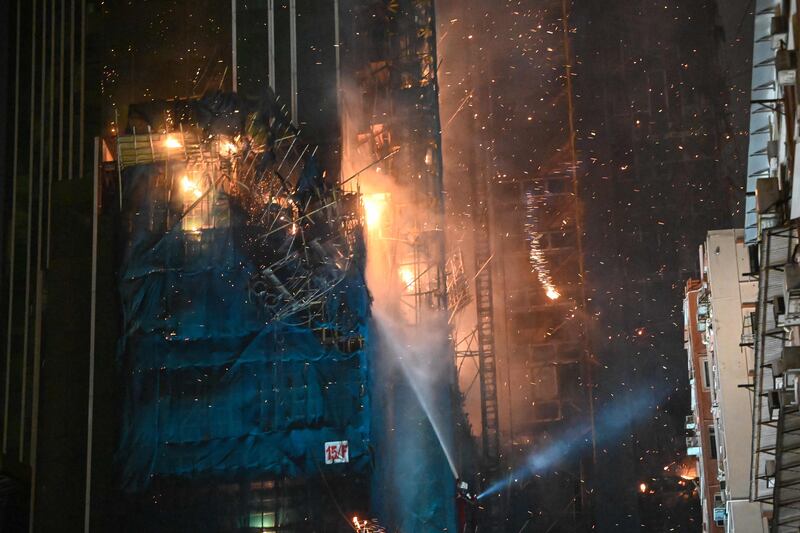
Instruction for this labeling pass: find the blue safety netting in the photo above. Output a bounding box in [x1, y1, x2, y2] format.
[115, 159, 371, 491]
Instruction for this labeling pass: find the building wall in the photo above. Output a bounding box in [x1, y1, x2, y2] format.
[686, 279, 722, 533]
[0, 1, 99, 531]
[702, 229, 765, 532]
[743, 1, 800, 529]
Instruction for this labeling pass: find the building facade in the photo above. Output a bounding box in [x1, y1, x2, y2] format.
[747, 0, 800, 531]
[686, 230, 765, 532]
[685, 277, 723, 533]
[0, 1, 460, 531]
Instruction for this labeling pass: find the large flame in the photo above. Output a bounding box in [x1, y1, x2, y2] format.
[362, 193, 389, 229]
[398, 265, 416, 293]
[164, 134, 183, 149]
[180, 175, 203, 199]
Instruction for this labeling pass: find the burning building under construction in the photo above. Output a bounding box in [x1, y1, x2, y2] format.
[0, 1, 463, 531]
[0, 1, 753, 532]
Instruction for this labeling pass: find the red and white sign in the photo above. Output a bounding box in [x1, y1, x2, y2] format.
[324, 440, 349, 464]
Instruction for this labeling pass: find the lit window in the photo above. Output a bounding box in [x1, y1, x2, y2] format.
[248, 511, 276, 528]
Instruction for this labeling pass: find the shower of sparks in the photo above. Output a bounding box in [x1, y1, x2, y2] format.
[525, 189, 560, 300]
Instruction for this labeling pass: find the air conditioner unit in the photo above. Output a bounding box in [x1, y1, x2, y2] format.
[686, 436, 701, 456]
[766, 459, 777, 487]
[774, 295, 787, 323]
[775, 346, 800, 376]
[768, 389, 783, 417]
[713, 505, 725, 527]
[787, 264, 800, 291]
[748, 244, 760, 273]
[756, 177, 780, 213]
[768, 140, 780, 173]
[785, 265, 800, 325]
[776, 49, 797, 86]
[772, 16, 789, 49]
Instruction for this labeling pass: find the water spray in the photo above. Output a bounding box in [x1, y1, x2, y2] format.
[478, 388, 666, 500]
[373, 308, 460, 480]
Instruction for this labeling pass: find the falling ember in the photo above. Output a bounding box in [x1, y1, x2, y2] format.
[525, 189, 560, 300]
[639, 482, 647, 493]
[362, 193, 389, 230]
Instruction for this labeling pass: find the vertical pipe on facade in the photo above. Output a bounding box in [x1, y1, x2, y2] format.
[29, 0, 49, 523]
[3, 0, 23, 455]
[289, 0, 297, 124]
[427, 0, 447, 312]
[68, 0, 75, 180]
[57, 0, 64, 181]
[46, 0, 55, 267]
[78, 0, 85, 178]
[334, 0, 341, 185]
[19, 0, 39, 463]
[83, 138, 100, 533]
[231, 0, 237, 92]
[268, 0, 275, 91]
[334, 0, 341, 106]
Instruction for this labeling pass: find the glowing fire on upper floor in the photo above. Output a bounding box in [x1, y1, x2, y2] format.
[362, 193, 389, 230]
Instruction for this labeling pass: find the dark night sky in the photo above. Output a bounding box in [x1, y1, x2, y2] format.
[439, 0, 753, 530]
[576, 1, 751, 530]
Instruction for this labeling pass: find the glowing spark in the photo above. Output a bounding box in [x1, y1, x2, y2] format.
[164, 135, 183, 149]
[362, 193, 389, 229]
[546, 286, 561, 300]
[639, 482, 647, 493]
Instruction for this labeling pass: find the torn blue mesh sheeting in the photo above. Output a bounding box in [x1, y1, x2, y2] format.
[116, 162, 371, 491]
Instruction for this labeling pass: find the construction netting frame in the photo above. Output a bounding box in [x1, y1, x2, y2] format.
[113, 91, 372, 530]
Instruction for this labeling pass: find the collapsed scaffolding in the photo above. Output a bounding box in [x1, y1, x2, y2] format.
[111, 90, 372, 530]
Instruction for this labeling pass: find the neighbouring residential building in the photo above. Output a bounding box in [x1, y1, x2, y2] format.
[746, 0, 800, 531]
[685, 276, 724, 533]
[687, 230, 765, 532]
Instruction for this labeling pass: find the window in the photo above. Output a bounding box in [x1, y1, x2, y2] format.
[701, 358, 711, 390]
[248, 511, 276, 528]
[709, 426, 717, 459]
